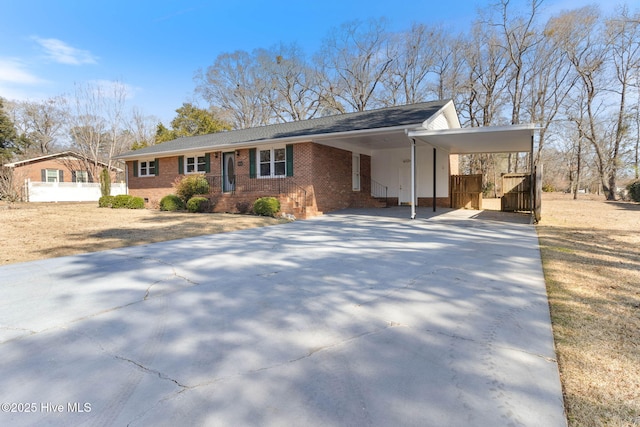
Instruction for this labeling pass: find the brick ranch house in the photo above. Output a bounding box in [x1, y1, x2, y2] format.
[4, 151, 125, 202]
[116, 100, 535, 219]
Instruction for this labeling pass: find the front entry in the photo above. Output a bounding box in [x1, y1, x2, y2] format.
[223, 152, 235, 192]
[399, 162, 412, 205]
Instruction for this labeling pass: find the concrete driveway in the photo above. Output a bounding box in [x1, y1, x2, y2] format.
[0, 207, 566, 426]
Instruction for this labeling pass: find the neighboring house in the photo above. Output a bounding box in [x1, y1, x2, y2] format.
[116, 100, 536, 218]
[4, 151, 126, 202]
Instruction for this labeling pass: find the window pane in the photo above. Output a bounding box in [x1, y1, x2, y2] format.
[76, 171, 88, 183]
[274, 161, 285, 176]
[260, 163, 271, 176]
[46, 170, 58, 182]
[260, 150, 270, 162]
[274, 148, 285, 161]
[197, 156, 206, 172]
[148, 161, 155, 175]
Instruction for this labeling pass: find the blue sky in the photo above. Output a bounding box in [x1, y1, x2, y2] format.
[0, 0, 631, 125]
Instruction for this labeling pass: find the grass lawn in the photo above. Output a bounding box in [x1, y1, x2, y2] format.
[536, 193, 640, 426]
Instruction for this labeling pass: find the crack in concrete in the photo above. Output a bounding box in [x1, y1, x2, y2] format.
[115, 355, 189, 390]
[427, 327, 558, 364]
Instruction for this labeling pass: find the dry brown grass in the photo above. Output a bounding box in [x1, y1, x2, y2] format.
[536, 193, 640, 426]
[0, 202, 285, 265]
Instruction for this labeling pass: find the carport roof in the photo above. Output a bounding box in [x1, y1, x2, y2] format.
[408, 124, 536, 154]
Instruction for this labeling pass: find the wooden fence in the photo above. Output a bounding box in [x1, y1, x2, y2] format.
[501, 173, 531, 212]
[450, 174, 483, 209]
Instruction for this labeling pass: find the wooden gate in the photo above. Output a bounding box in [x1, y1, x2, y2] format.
[450, 174, 483, 209]
[501, 173, 531, 211]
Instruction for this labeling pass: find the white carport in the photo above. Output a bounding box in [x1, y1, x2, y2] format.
[406, 124, 537, 219]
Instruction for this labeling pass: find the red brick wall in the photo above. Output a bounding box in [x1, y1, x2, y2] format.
[309, 143, 353, 213]
[12, 158, 119, 183]
[127, 156, 181, 206]
[126, 143, 380, 216]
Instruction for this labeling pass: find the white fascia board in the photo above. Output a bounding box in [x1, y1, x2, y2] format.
[407, 123, 537, 154]
[116, 124, 422, 161]
[421, 100, 461, 130]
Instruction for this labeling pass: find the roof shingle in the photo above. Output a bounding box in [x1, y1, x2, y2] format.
[117, 100, 447, 159]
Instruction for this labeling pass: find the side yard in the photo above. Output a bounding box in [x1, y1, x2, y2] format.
[0, 202, 284, 265]
[536, 193, 640, 426]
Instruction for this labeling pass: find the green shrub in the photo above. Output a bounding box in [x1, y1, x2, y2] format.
[112, 194, 132, 208]
[100, 168, 111, 198]
[159, 194, 186, 211]
[253, 196, 280, 217]
[110, 194, 145, 209]
[175, 174, 210, 202]
[187, 196, 210, 213]
[542, 183, 555, 193]
[627, 180, 640, 202]
[127, 196, 145, 209]
[98, 195, 115, 208]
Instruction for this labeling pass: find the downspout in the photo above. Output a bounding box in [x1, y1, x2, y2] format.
[411, 138, 416, 219]
[433, 147, 437, 212]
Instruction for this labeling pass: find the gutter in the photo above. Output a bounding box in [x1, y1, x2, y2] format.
[115, 124, 422, 161]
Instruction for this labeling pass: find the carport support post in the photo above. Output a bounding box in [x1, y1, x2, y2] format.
[433, 147, 437, 212]
[411, 138, 416, 219]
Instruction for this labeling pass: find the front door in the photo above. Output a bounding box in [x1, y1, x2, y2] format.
[399, 161, 412, 205]
[223, 152, 235, 192]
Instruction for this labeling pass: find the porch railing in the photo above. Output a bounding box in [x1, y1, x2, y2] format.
[370, 177, 388, 206]
[206, 174, 307, 213]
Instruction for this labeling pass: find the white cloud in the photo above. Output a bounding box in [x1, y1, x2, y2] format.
[0, 58, 47, 85]
[32, 37, 98, 65]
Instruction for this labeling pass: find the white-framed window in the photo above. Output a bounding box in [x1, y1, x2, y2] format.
[46, 169, 61, 183]
[185, 155, 207, 173]
[139, 160, 156, 177]
[74, 170, 89, 183]
[258, 147, 287, 178]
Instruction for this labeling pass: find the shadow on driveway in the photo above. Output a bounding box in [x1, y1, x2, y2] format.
[0, 208, 565, 426]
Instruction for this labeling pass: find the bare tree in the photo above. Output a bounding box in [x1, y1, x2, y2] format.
[254, 43, 322, 122]
[526, 12, 578, 167]
[492, 0, 543, 172]
[603, 7, 640, 198]
[382, 23, 437, 105]
[18, 97, 67, 155]
[429, 32, 466, 102]
[315, 18, 394, 112]
[129, 107, 158, 150]
[195, 50, 271, 129]
[67, 81, 130, 182]
[546, 7, 612, 196]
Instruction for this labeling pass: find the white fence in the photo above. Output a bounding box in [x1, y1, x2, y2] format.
[24, 179, 127, 202]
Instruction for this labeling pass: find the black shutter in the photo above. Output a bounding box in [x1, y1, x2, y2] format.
[204, 153, 211, 173]
[59, 170, 64, 182]
[178, 156, 184, 174]
[41, 169, 46, 182]
[133, 161, 139, 178]
[72, 171, 77, 182]
[154, 158, 159, 176]
[286, 144, 294, 177]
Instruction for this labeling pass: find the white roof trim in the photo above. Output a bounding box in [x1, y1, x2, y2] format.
[408, 124, 536, 154]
